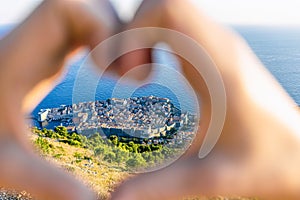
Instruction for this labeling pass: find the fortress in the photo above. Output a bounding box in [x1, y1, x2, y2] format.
[38, 96, 193, 139]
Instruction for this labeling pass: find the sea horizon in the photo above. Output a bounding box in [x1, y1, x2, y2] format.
[0, 25, 299, 116]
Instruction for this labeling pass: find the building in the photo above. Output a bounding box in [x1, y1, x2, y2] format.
[38, 109, 50, 122]
[38, 96, 195, 141]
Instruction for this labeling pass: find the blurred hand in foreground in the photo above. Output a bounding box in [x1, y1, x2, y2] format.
[0, 0, 121, 199]
[111, 1, 300, 200]
[0, 0, 300, 200]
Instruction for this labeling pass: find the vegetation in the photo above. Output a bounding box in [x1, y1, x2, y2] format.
[32, 126, 185, 171]
[34, 137, 54, 154]
[31, 127, 126, 199]
[32, 126, 82, 147]
[30, 126, 257, 200]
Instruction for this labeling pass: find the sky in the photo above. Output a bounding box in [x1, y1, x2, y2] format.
[0, 0, 299, 26]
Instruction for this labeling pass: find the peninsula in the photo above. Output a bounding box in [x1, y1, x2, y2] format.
[37, 96, 196, 145]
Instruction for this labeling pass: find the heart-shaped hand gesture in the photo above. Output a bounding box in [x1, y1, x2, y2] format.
[0, 1, 300, 200]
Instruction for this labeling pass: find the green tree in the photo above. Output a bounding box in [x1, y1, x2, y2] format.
[132, 143, 139, 153]
[128, 141, 134, 147]
[74, 152, 83, 160]
[126, 154, 146, 169]
[109, 135, 119, 146]
[150, 144, 161, 151]
[32, 127, 44, 136]
[34, 137, 53, 153]
[55, 126, 69, 137]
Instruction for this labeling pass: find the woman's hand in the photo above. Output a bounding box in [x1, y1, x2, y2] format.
[0, 0, 120, 199]
[0, 0, 299, 199]
[111, 1, 300, 199]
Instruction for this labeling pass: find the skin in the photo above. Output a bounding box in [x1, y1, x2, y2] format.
[0, 0, 299, 199]
[0, 0, 119, 199]
[111, 0, 300, 199]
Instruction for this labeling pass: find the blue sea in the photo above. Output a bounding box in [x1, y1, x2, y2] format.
[0, 25, 299, 117]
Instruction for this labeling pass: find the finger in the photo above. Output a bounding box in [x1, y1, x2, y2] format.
[22, 65, 65, 114]
[109, 1, 169, 80]
[130, 0, 166, 29]
[110, 156, 249, 200]
[112, 48, 153, 80]
[0, 135, 96, 200]
[22, 0, 122, 114]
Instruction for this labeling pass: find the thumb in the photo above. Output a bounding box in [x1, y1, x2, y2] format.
[0, 137, 96, 200]
[115, 48, 153, 80]
[110, 156, 251, 200]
